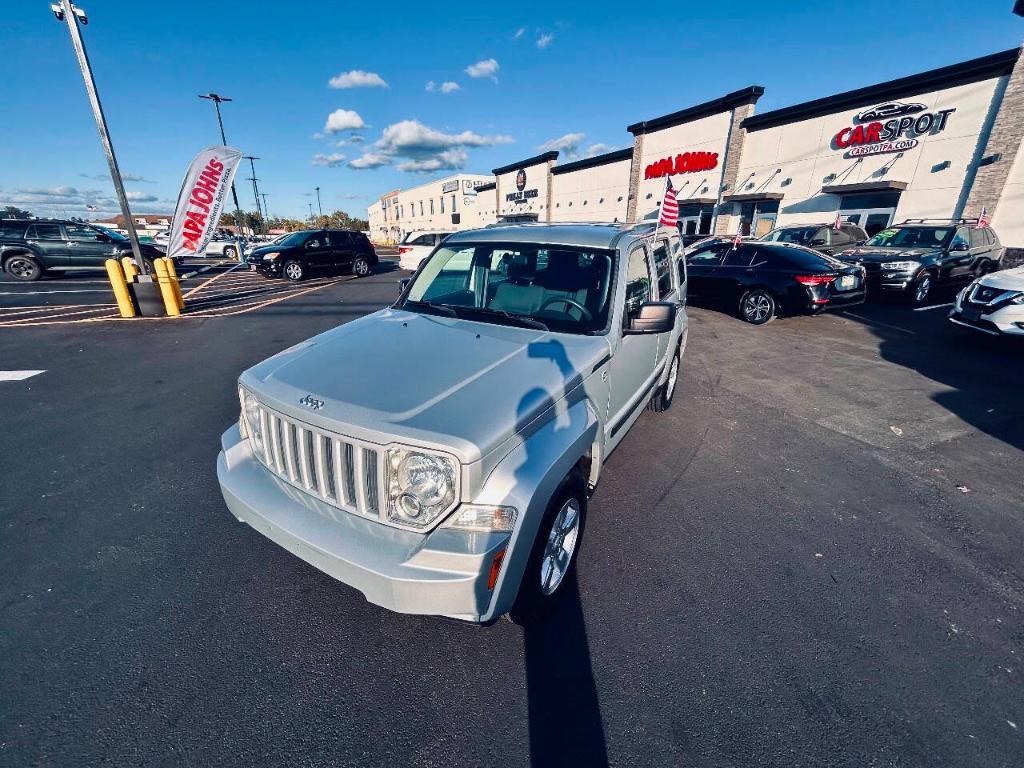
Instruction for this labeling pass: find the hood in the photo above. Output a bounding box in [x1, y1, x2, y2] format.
[838, 246, 937, 263]
[979, 265, 1024, 292]
[249, 244, 288, 257]
[241, 308, 610, 463]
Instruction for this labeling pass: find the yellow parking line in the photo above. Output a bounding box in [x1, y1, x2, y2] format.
[0, 305, 121, 326]
[0, 312, 120, 328]
[190, 277, 349, 317]
[0, 303, 108, 316]
[182, 262, 245, 299]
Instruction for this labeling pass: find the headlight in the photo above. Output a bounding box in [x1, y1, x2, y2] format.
[443, 505, 517, 532]
[238, 387, 264, 454]
[262, 251, 281, 261]
[386, 448, 457, 528]
[881, 261, 919, 270]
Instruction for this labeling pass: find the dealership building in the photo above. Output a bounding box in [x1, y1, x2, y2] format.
[370, 45, 1024, 248]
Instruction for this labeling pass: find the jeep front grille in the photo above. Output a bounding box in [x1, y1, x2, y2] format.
[253, 403, 384, 521]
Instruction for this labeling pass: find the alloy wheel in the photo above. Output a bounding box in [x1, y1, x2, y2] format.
[354, 258, 370, 276]
[744, 293, 772, 322]
[8, 258, 36, 279]
[666, 352, 679, 400]
[915, 275, 931, 303]
[540, 498, 581, 596]
[285, 263, 303, 280]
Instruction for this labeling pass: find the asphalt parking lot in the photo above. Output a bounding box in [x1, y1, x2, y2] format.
[1, 267, 1022, 767]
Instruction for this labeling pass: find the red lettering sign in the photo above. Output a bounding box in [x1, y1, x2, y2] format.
[644, 151, 718, 180]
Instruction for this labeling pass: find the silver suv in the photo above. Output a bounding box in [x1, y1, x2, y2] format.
[217, 223, 689, 624]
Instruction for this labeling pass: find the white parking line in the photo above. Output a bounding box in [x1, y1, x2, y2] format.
[0, 289, 111, 295]
[913, 302, 954, 312]
[0, 370, 45, 381]
[840, 311, 916, 335]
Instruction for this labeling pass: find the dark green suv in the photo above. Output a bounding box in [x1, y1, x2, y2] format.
[0, 218, 169, 281]
[836, 219, 1005, 304]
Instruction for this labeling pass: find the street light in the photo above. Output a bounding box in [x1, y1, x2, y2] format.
[315, 186, 323, 218]
[51, 0, 147, 272]
[308, 202, 314, 224]
[198, 92, 245, 238]
[260, 193, 270, 227]
[243, 155, 263, 232]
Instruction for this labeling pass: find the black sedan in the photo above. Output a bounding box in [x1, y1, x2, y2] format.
[684, 241, 866, 324]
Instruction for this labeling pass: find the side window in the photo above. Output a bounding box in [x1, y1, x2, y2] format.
[27, 224, 63, 240]
[0, 224, 27, 239]
[624, 247, 652, 319]
[811, 228, 831, 246]
[985, 229, 996, 246]
[64, 224, 106, 242]
[687, 244, 726, 266]
[721, 245, 755, 267]
[330, 231, 352, 247]
[969, 228, 985, 248]
[652, 240, 673, 298]
[831, 228, 853, 246]
[951, 228, 969, 249]
[410, 234, 434, 246]
[305, 234, 325, 249]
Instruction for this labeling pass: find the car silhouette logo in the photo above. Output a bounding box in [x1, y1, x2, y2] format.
[298, 395, 325, 410]
[855, 101, 928, 123]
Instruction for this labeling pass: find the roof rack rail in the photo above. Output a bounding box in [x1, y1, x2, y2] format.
[899, 217, 979, 224]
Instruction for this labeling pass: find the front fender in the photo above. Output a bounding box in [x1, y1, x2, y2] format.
[472, 395, 600, 622]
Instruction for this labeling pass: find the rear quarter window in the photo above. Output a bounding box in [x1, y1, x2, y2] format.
[761, 245, 829, 271]
[0, 223, 27, 239]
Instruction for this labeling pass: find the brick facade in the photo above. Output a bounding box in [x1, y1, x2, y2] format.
[713, 101, 758, 235]
[625, 134, 645, 223]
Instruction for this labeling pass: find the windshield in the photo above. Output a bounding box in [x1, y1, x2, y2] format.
[761, 226, 819, 245]
[402, 242, 616, 334]
[276, 231, 312, 247]
[92, 225, 127, 241]
[866, 227, 953, 248]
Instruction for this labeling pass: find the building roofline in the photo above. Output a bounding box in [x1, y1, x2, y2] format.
[475, 182, 496, 191]
[492, 151, 559, 175]
[551, 148, 634, 175]
[743, 48, 1022, 132]
[627, 86, 764, 135]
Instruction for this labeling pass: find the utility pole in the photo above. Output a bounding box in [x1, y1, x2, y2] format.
[52, 1, 147, 271]
[199, 93, 246, 237]
[308, 202, 314, 224]
[243, 155, 263, 232]
[260, 193, 270, 226]
[315, 186, 323, 220]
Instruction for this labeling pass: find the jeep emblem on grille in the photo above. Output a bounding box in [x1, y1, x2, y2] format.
[299, 395, 325, 411]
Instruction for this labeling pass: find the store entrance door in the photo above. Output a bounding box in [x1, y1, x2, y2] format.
[678, 205, 713, 237]
[839, 192, 901, 237]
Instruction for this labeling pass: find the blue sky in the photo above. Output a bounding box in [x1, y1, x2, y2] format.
[0, 0, 1021, 222]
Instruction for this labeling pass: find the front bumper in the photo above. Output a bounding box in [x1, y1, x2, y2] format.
[949, 304, 1024, 337]
[217, 424, 509, 621]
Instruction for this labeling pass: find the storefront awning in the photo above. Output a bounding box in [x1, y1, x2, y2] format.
[676, 197, 717, 206]
[821, 180, 908, 195]
[721, 192, 784, 203]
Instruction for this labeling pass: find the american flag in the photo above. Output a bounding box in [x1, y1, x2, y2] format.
[732, 230, 742, 249]
[976, 207, 990, 228]
[659, 177, 678, 228]
[834, 211, 843, 229]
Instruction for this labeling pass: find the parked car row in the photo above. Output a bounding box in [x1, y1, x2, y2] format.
[678, 218, 1007, 325]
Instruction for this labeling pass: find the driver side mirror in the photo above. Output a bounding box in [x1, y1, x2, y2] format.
[398, 277, 410, 295]
[810, 238, 827, 246]
[951, 241, 969, 252]
[625, 302, 676, 335]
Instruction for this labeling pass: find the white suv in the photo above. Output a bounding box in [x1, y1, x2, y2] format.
[398, 230, 448, 271]
[949, 265, 1024, 337]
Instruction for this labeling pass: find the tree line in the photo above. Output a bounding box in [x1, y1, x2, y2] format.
[220, 209, 369, 232]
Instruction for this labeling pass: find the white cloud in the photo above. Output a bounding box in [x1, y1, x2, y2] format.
[0, 185, 175, 217]
[425, 80, 436, 92]
[348, 152, 392, 169]
[536, 32, 554, 49]
[311, 132, 325, 140]
[397, 149, 469, 174]
[538, 132, 587, 159]
[312, 153, 347, 167]
[126, 191, 159, 202]
[440, 81, 461, 94]
[328, 70, 388, 89]
[465, 58, 499, 81]
[324, 109, 366, 133]
[513, 27, 526, 41]
[585, 143, 619, 157]
[348, 119, 514, 173]
[348, 134, 365, 143]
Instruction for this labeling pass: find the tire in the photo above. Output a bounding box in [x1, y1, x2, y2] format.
[223, 246, 238, 260]
[283, 260, 304, 282]
[739, 288, 776, 325]
[651, 341, 682, 412]
[908, 271, 933, 305]
[976, 260, 996, 277]
[4, 254, 42, 281]
[352, 256, 372, 277]
[508, 472, 588, 626]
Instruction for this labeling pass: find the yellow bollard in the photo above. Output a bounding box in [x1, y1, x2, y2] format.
[163, 257, 185, 311]
[153, 258, 181, 317]
[105, 258, 136, 318]
[121, 255, 139, 283]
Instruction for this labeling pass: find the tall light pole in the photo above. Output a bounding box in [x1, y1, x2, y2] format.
[51, 1, 147, 272]
[198, 93, 246, 237]
[260, 193, 270, 225]
[315, 186, 323, 219]
[243, 155, 263, 232]
[308, 202, 314, 224]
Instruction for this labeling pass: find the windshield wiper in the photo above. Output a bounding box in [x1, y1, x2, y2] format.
[402, 299, 458, 318]
[449, 306, 549, 331]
